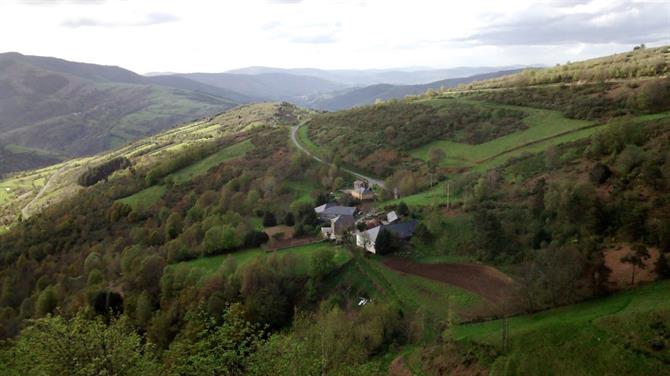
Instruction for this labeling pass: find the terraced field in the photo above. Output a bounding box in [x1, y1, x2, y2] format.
[172, 242, 352, 276]
[411, 98, 595, 170]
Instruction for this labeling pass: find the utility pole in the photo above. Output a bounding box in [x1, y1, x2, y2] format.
[446, 182, 451, 209]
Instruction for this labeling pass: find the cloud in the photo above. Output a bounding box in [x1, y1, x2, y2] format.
[290, 34, 337, 43]
[61, 12, 179, 28]
[456, 1, 670, 46]
[266, 0, 303, 3]
[17, 0, 105, 5]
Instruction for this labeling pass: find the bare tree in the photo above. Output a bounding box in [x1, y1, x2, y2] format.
[620, 243, 651, 285]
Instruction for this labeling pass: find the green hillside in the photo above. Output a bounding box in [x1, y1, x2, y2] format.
[0, 52, 244, 175]
[0, 102, 310, 229]
[1, 48, 669, 375]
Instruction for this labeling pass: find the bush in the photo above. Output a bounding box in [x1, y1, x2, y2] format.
[78, 157, 131, 187]
[262, 212, 277, 227]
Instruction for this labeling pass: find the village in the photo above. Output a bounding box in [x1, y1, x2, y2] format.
[315, 179, 417, 254]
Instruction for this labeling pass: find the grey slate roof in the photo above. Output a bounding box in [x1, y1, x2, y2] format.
[360, 220, 417, 243]
[315, 203, 356, 218]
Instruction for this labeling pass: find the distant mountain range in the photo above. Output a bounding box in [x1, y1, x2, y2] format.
[225, 65, 531, 86]
[172, 72, 345, 102]
[296, 69, 523, 111]
[0, 52, 525, 175]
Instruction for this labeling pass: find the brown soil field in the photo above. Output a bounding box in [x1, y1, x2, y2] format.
[383, 257, 517, 305]
[604, 244, 659, 289]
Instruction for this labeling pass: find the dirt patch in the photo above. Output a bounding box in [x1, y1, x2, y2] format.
[441, 207, 463, 217]
[264, 225, 295, 240]
[604, 245, 659, 289]
[383, 257, 517, 306]
[388, 355, 413, 376]
[266, 236, 320, 251]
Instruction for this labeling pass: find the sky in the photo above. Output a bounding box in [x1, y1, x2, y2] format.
[0, 0, 668, 73]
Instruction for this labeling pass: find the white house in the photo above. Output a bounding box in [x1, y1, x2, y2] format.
[355, 220, 417, 253]
[321, 214, 355, 241]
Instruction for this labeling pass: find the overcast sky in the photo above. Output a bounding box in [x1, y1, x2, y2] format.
[0, 0, 668, 73]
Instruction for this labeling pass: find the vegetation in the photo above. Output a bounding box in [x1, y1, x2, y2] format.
[0, 48, 669, 374]
[460, 45, 669, 89]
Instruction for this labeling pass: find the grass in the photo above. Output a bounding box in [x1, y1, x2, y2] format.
[453, 280, 670, 375]
[411, 98, 593, 170]
[168, 139, 253, 183]
[118, 185, 166, 208]
[408, 215, 476, 263]
[296, 124, 322, 157]
[285, 180, 318, 206]
[381, 180, 463, 207]
[117, 140, 253, 209]
[336, 254, 482, 321]
[173, 242, 351, 276]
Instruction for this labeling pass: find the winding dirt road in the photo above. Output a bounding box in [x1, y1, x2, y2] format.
[290, 125, 386, 188]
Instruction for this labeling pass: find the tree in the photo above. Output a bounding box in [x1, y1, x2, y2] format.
[309, 248, 336, 281]
[9, 313, 160, 376]
[35, 286, 58, 317]
[374, 229, 399, 255]
[637, 79, 668, 112]
[655, 252, 670, 280]
[135, 290, 153, 327]
[165, 304, 265, 376]
[283, 212, 295, 226]
[396, 201, 409, 217]
[620, 243, 651, 285]
[262, 212, 277, 227]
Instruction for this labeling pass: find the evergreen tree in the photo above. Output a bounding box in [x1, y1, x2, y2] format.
[262, 212, 277, 227]
[655, 252, 670, 280]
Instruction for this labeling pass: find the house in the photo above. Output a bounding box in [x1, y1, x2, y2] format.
[382, 211, 399, 225]
[321, 214, 355, 241]
[351, 186, 374, 200]
[355, 220, 417, 253]
[314, 203, 357, 221]
[349, 180, 374, 201]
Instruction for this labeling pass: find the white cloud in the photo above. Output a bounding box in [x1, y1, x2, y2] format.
[0, 0, 666, 73]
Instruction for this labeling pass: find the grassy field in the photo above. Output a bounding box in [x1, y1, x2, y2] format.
[296, 124, 322, 157]
[411, 98, 594, 170]
[335, 255, 482, 321]
[118, 185, 166, 208]
[169, 139, 253, 183]
[452, 281, 670, 375]
[285, 179, 319, 206]
[117, 140, 253, 208]
[173, 242, 352, 276]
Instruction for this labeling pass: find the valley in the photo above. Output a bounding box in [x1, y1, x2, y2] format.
[0, 45, 669, 375]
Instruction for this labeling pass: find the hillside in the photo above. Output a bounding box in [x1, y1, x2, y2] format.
[0, 102, 308, 229]
[459, 45, 669, 90]
[301, 69, 522, 110]
[0, 53, 248, 175]
[174, 71, 345, 102]
[0, 48, 670, 375]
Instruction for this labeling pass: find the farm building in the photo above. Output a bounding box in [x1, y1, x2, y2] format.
[356, 220, 417, 253]
[349, 180, 374, 200]
[314, 203, 357, 221]
[320, 214, 355, 241]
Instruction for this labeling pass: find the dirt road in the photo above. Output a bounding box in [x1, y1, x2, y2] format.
[290, 125, 386, 189]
